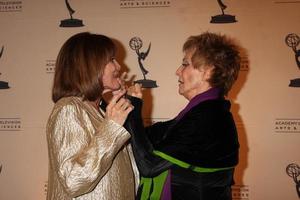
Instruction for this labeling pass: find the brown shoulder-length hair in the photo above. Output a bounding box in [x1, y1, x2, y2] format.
[183, 32, 241, 96]
[52, 32, 116, 103]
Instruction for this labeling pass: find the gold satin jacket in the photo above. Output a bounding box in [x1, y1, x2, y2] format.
[46, 97, 139, 200]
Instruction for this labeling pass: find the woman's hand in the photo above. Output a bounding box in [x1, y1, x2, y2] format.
[105, 89, 134, 126]
[127, 83, 142, 99]
[118, 72, 142, 99]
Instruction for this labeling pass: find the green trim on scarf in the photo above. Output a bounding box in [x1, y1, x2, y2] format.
[153, 150, 234, 172]
[140, 170, 169, 200]
[139, 150, 235, 200]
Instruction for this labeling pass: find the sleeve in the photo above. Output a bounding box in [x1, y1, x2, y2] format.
[153, 105, 239, 168]
[47, 103, 130, 197]
[145, 120, 175, 147]
[124, 96, 173, 178]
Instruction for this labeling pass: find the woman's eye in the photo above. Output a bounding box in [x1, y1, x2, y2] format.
[182, 63, 189, 67]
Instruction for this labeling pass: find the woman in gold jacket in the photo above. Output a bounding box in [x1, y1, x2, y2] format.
[46, 32, 139, 200]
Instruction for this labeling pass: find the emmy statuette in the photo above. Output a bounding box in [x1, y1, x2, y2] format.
[0, 46, 9, 89]
[129, 37, 158, 88]
[286, 163, 300, 198]
[210, 0, 237, 24]
[285, 33, 300, 87]
[60, 0, 84, 27]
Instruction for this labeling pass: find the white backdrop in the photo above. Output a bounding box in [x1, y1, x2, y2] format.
[0, 0, 300, 199]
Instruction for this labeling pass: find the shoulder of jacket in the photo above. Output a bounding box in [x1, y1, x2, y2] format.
[50, 97, 87, 117]
[193, 99, 231, 111]
[55, 96, 83, 107]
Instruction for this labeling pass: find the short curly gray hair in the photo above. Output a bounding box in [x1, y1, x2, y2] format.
[183, 32, 241, 95]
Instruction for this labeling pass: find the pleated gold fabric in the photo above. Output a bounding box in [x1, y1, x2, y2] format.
[46, 96, 139, 200]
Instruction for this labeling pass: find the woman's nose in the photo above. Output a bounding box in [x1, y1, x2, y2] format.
[114, 60, 121, 70]
[175, 65, 182, 76]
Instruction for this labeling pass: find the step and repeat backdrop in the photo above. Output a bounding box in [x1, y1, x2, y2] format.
[0, 0, 299, 199]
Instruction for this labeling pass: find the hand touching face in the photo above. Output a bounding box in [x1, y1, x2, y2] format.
[127, 83, 142, 99]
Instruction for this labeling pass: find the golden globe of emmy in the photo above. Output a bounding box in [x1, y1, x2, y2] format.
[0, 46, 9, 89]
[60, 0, 84, 27]
[285, 33, 300, 87]
[286, 163, 300, 198]
[129, 37, 158, 88]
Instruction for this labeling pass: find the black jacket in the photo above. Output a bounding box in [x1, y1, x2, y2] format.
[125, 96, 239, 200]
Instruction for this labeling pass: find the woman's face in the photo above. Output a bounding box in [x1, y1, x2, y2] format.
[102, 58, 122, 93]
[176, 50, 211, 100]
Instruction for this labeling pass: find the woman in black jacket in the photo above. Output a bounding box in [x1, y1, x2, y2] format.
[126, 31, 242, 200]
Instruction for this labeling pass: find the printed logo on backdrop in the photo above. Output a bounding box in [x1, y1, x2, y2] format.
[0, 0, 22, 12]
[274, 118, 300, 133]
[60, 0, 84, 27]
[129, 37, 158, 88]
[286, 163, 300, 198]
[120, 0, 171, 9]
[46, 60, 56, 73]
[210, 0, 237, 24]
[232, 185, 249, 200]
[0, 46, 10, 89]
[0, 118, 21, 131]
[285, 33, 300, 87]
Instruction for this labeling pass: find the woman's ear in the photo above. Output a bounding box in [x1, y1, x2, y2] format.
[203, 66, 214, 81]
